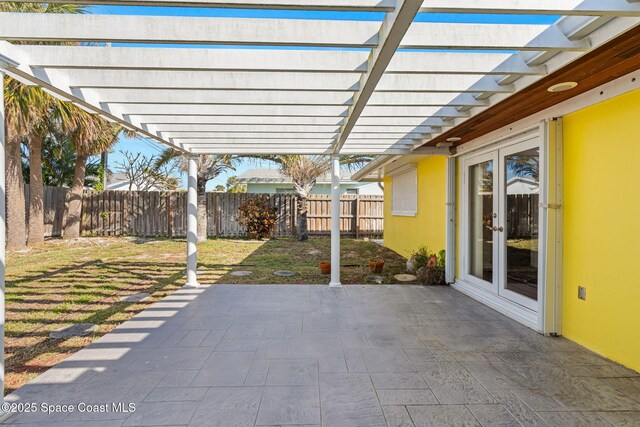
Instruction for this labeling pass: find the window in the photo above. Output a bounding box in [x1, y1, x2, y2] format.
[391, 166, 418, 216]
[346, 188, 359, 195]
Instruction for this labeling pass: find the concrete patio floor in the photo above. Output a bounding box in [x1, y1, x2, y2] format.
[4, 284, 640, 426]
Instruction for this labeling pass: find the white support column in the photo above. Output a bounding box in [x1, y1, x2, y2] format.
[329, 155, 341, 287]
[185, 155, 200, 288]
[0, 71, 6, 401]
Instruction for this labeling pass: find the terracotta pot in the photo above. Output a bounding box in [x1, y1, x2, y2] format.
[368, 260, 385, 274]
[319, 262, 331, 275]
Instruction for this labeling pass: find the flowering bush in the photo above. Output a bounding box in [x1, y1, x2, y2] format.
[237, 196, 278, 240]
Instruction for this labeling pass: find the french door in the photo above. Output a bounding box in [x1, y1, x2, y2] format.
[463, 139, 541, 312]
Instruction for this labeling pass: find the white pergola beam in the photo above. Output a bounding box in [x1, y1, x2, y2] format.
[388, 52, 546, 75]
[0, 14, 379, 48]
[187, 147, 418, 155]
[375, 74, 515, 93]
[402, 22, 588, 51]
[110, 103, 469, 118]
[60, 69, 517, 93]
[6, 0, 640, 16]
[20, 46, 546, 76]
[113, 104, 349, 117]
[0, 13, 589, 51]
[171, 133, 424, 140]
[151, 124, 437, 133]
[156, 125, 341, 133]
[25, 46, 368, 73]
[62, 70, 359, 91]
[130, 115, 346, 125]
[91, 89, 487, 107]
[420, 0, 640, 16]
[361, 106, 470, 118]
[92, 89, 353, 106]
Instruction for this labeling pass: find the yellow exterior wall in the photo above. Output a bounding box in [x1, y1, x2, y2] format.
[383, 156, 447, 258]
[562, 88, 640, 372]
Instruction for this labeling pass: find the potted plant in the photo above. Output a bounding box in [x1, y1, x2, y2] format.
[368, 258, 385, 273]
[319, 261, 331, 275]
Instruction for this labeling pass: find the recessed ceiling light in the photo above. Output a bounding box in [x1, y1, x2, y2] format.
[548, 81, 578, 93]
[446, 137, 462, 143]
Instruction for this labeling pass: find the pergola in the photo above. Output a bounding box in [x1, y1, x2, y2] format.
[1, 0, 640, 397]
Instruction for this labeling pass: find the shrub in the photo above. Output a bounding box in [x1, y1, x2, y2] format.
[409, 245, 447, 286]
[408, 245, 430, 272]
[237, 195, 278, 240]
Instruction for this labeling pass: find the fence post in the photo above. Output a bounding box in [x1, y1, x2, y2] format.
[354, 196, 360, 239]
[292, 197, 298, 236]
[122, 193, 129, 235]
[167, 193, 173, 238]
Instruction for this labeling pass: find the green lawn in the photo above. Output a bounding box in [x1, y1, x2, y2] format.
[5, 236, 407, 392]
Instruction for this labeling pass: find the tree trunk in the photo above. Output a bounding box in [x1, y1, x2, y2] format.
[196, 175, 207, 242]
[6, 139, 26, 249]
[63, 153, 87, 239]
[296, 194, 309, 241]
[27, 134, 45, 245]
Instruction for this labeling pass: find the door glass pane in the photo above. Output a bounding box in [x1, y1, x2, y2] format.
[505, 148, 539, 300]
[469, 160, 494, 283]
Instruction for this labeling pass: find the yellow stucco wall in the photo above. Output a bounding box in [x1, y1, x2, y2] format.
[562, 88, 640, 372]
[383, 156, 447, 259]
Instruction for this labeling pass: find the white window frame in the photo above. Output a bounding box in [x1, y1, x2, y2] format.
[389, 164, 418, 217]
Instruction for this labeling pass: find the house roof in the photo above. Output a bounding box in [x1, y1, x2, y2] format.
[236, 168, 355, 184]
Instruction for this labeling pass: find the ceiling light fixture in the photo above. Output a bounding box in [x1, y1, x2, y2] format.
[547, 81, 578, 93]
[446, 137, 462, 143]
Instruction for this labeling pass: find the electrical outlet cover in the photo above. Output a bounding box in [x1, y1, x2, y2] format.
[578, 286, 587, 300]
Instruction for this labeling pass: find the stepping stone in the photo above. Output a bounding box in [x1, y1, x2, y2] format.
[230, 270, 253, 277]
[120, 292, 151, 302]
[273, 270, 296, 277]
[367, 275, 384, 284]
[394, 274, 417, 282]
[50, 323, 98, 339]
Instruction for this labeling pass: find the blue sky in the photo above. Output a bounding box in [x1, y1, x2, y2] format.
[93, 6, 557, 190]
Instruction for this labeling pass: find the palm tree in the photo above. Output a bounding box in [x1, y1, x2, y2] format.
[3, 76, 44, 248]
[156, 150, 235, 242]
[25, 94, 76, 244]
[2, 2, 86, 247]
[255, 155, 371, 241]
[63, 115, 131, 239]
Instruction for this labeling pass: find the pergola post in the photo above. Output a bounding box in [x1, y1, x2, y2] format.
[329, 154, 341, 287]
[185, 154, 200, 288]
[0, 70, 6, 401]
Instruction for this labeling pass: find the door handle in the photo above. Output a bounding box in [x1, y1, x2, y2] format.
[498, 226, 504, 232]
[492, 226, 498, 232]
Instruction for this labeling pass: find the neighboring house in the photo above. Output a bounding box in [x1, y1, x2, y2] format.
[105, 173, 164, 191]
[507, 176, 539, 195]
[235, 168, 383, 196]
[354, 81, 640, 374]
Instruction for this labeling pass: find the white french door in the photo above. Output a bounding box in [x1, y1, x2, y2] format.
[462, 137, 541, 314]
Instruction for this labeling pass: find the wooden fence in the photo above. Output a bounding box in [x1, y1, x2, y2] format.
[30, 186, 384, 238]
[24, 185, 70, 237]
[506, 194, 539, 238]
